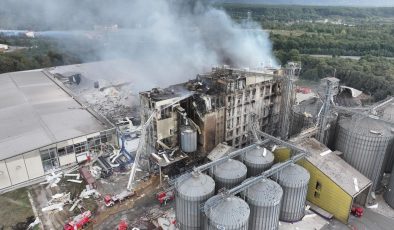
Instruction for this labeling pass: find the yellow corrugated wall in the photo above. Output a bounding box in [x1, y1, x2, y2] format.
[273, 147, 291, 163]
[299, 159, 352, 224]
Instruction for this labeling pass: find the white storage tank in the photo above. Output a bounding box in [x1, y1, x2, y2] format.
[181, 126, 197, 153]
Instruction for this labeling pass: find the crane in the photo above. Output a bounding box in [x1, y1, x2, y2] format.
[127, 111, 155, 191]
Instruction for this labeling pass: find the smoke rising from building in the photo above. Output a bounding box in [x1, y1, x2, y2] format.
[0, 0, 276, 90]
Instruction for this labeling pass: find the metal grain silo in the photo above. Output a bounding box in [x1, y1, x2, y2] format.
[181, 126, 197, 153]
[243, 178, 283, 230]
[175, 172, 215, 230]
[335, 115, 394, 190]
[272, 163, 310, 222]
[213, 159, 247, 192]
[243, 147, 274, 177]
[384, 163, 394, 208]
[289, 98, 321, 137]
[204, 195, 250, 230]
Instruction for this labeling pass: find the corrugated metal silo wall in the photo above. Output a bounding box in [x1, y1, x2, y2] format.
[279, 185, 308, 222]
[335, 124, 392, 190]
[384, 163, 394, 208]
[206, 217, 249, 230]
[245, 160, 273, 177]
[384, 142, 394, 173]
[248, 200, 281, 230]
[214, 172, 247, 192]
[176, 188, 214, 229]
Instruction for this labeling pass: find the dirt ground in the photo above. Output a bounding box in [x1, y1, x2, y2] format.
[0, 188, 35, 229]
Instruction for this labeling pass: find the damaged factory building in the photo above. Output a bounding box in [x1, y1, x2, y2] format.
[140, 64, 300, 175]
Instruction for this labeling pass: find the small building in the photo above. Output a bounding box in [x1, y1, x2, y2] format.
[0, 70, 115, 193]
[297, 138, 372, 224]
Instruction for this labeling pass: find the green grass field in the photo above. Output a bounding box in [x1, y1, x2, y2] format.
[0, 188, 34, 229]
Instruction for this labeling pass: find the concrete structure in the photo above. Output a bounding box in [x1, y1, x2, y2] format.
[175, 172, 215, 230]
[243, 178, 283, 230]
[0, 70, 114, 192]
[140, 66, 286, 156]
[212, 159, 247, 192]
[204, 195, 250, 230]
[272, 163, 310, 222]
[298, 138, 372, 223]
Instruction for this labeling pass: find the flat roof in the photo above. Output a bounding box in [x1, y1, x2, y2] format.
[0, 70, 113, 160]
[298, 138, 371, 197]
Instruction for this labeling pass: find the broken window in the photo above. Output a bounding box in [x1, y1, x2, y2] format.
[74, 142, 87, 154]
[40, 147, 59, 172]
[315, 181, 322, 191]
[314, 191, 320, 198]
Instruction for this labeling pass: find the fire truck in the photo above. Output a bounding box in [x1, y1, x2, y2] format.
[63, 211, 92, 230]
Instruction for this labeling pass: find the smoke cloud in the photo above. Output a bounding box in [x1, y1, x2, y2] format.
[0, 0, 276, 90]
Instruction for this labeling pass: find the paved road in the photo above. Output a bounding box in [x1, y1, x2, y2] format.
[322, 209, 394, 230]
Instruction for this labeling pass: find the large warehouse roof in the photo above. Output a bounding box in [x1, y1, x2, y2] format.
[0, 70, 113, 160]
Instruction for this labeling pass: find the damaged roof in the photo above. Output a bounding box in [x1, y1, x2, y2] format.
[298, 138, 371, 197]
[0, 70, 113, 160]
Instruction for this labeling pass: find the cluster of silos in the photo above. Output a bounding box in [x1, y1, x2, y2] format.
[175, 172, 215, 230]
[180, 125, 197, 153]
[272, 163, 310, 222]
[204, 195, 250, 230]
[213, 159, 247, 192]
[334, 115, 394, 190]
[243, 179, 283, 230]
[242, 147, 274, 177]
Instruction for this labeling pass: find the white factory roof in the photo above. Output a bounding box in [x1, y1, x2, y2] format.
[0, 70, 113, 160]
[299, 138, 372, 197]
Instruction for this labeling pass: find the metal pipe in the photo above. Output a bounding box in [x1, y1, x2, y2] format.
[255, 130, 305, 153]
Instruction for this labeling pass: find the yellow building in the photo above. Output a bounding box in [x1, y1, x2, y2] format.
[297, 138, 372, 224]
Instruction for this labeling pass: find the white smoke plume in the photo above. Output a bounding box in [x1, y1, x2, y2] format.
[0, 0, 277, 90]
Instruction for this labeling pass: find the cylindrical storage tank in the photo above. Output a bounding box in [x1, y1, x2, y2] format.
[213, 159, 247, 192]
[289, 98, 322, 137]
[335, 115, 394, 190]
[272, 163, 310, 222]
[181, 126, 197, 153]
[384, 163, 394, 208]
[243, 147, 274, 177]
[176, 172, 215, 230]
[204, 195, 250, 230]
[243, 178, 283, 230]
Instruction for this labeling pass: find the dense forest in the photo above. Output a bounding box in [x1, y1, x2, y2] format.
[0, 36, 100, 74]
[300, 56, 394, 101]
[222, 4, 394, 100]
